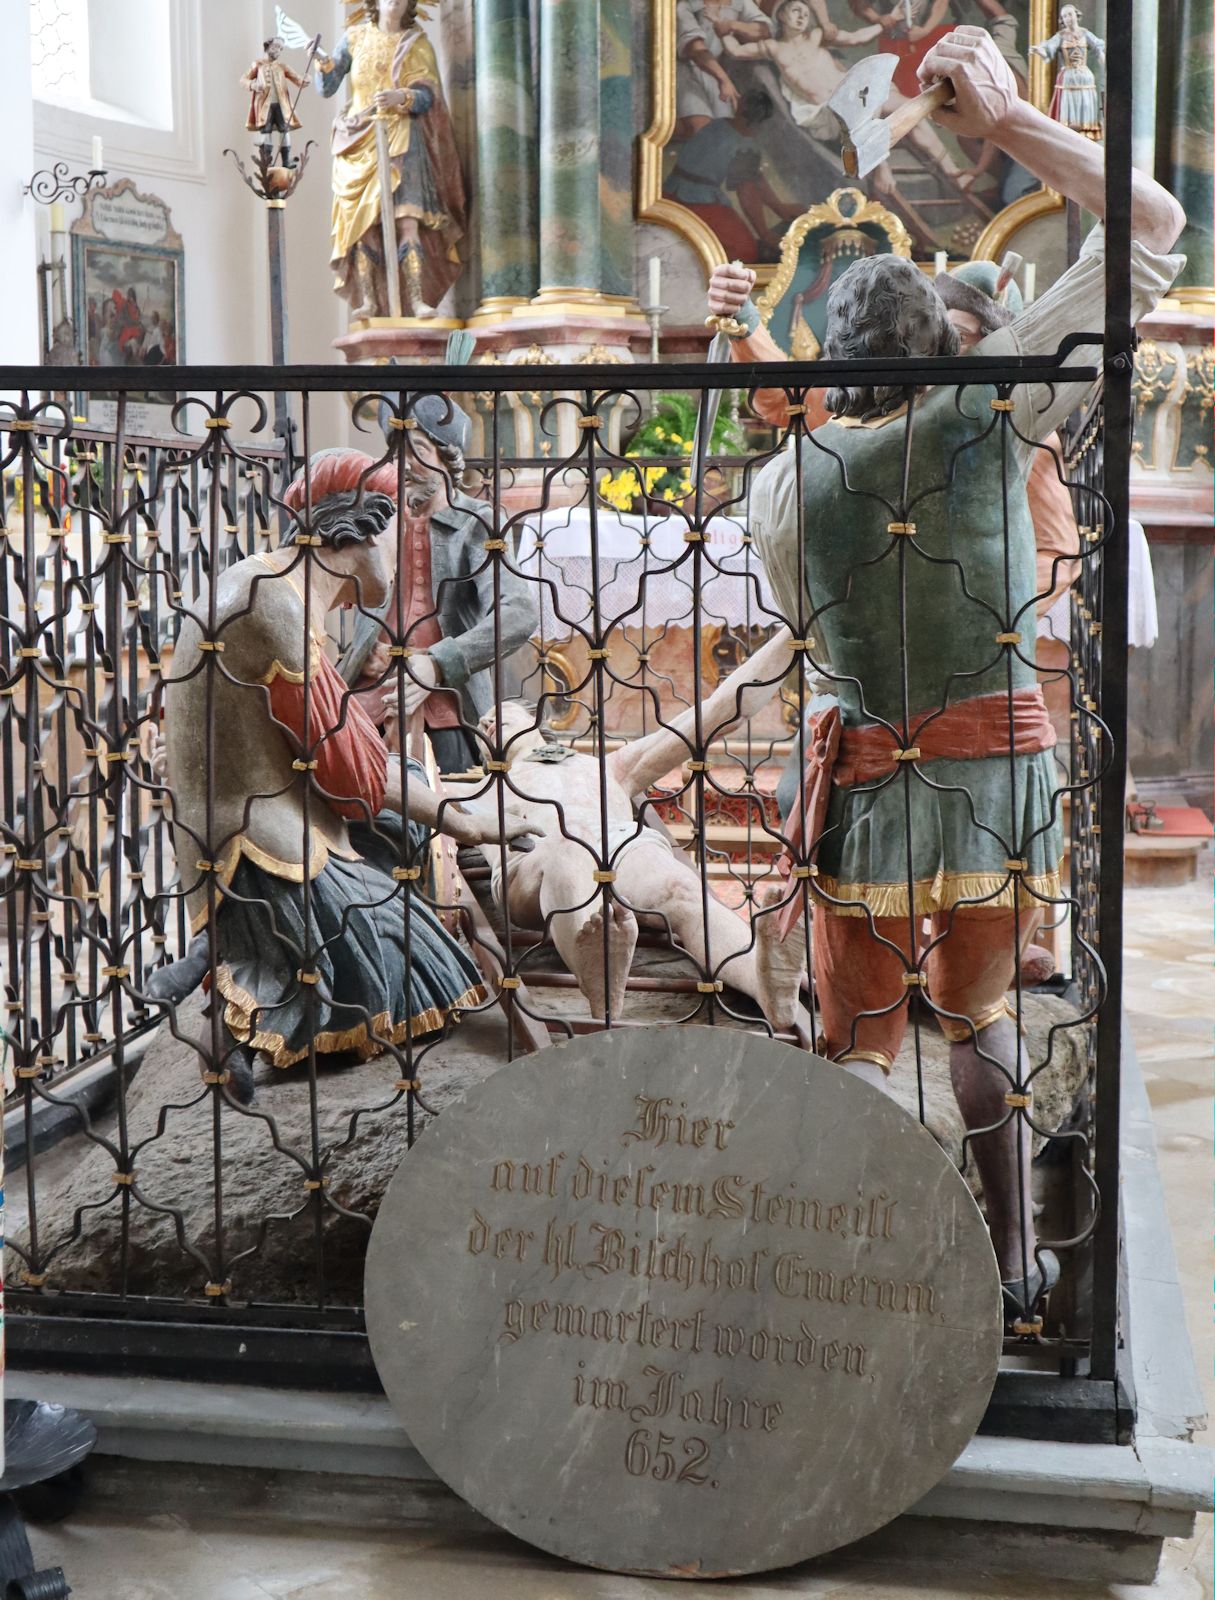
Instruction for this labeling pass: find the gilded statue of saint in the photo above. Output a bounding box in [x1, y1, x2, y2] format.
[316, 0, 467, 319]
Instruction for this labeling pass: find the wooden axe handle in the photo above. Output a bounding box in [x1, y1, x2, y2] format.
[883, 79, 953, 155]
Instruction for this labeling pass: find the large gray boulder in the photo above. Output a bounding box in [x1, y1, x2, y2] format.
[12, 964, 1086, 1303]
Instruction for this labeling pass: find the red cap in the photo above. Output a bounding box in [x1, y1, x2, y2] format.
[282, 448, 379, 511]
[365, 458, 408, 500]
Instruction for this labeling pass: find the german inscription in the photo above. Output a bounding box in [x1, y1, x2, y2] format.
[366, 1027, 1002, 1578]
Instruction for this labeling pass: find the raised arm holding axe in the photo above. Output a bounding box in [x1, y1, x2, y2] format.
[732, 29, 1184, 1320]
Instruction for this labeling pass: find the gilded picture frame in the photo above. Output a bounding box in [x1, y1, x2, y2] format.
[638, 0, 1062, 281]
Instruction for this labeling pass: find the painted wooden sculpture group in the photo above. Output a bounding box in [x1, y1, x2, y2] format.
[158, 29, 1182, 1330]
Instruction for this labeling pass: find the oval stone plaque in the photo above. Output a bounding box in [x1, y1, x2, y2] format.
[366, 1026, 1002, 1578]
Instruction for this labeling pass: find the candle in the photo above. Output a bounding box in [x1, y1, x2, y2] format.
[648, 256, 661, 309]
[1023, 262, 1036, 304]
[49, 202, 65, 234]
[91, 135, 103, 170]
[934, 250, 948, 277]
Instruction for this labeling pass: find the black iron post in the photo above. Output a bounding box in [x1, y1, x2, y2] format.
[1089, 0, 1134, 1386]
[266, 198, 292, 458]
[224, 143, 316, 478]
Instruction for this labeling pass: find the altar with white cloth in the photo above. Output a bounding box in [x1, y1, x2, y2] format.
[513, 505, 778, 639]
[511, 505, 786, 737]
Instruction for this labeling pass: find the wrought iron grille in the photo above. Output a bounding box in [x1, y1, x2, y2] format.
[0, 326, 1133, 1440]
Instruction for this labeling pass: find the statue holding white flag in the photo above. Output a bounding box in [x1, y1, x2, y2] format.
[240, 16, 314, 171]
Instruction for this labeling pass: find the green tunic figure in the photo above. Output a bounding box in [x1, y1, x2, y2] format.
[782, 382, 1062, 917]
[705, 19, 1185, 1327]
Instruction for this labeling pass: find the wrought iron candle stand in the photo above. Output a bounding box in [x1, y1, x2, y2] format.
[23, 164, 108, 204]
[0, 1398, 96, 1597]
[24, 165, 109, 378]
[225, 142, 316, 472]
[640, 299, 666, 413]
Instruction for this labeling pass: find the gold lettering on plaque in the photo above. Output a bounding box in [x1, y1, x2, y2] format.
[772, 1253, 939, 1318]
[491, 1153, 566, 1195]
[466, 1210, 534, 1262]
[622, 1096, 735, 1151]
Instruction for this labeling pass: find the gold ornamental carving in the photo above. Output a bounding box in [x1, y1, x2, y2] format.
[755, 188, 912, 358]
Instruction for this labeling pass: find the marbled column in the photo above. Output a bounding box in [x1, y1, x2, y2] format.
[1130, 0, 1157, 174]
[538, 0, 602, 295]
[1160, 0, 1214, 292]
[597, 0, 634, 301]
[474, 0, 539, 307]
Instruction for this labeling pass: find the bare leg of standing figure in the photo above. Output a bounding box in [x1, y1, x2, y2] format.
[948, 1014, 1057, 1308]
[932, 907, 1058, 1310]
[950, 1017, 1037, 1271]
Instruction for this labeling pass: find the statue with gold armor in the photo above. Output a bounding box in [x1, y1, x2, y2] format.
[315, 0, 467, 319]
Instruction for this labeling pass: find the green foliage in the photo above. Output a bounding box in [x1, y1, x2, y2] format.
[623, 391, 744, 459]
[598, 391, 744, 512]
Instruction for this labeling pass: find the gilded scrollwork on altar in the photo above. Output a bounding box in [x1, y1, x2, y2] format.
[754, 186, 911, 356]
[1176, 343, 1215, 473]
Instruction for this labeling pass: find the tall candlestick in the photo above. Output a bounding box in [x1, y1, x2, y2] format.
[648, 256, 661, 309]
[933, 250, 948, 277]
[1023, 262, 1037, 303]
[91, 135, 103, 171]
[47, 208, 66, 326]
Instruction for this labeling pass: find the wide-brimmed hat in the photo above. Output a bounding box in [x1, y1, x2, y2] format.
[934, 260, 1024, 338]
[377, 344, 474, 456]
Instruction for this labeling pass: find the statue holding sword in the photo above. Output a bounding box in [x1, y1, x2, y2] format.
[314, 0, 467, 321]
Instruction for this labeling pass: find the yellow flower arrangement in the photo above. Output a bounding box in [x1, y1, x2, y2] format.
[597, 467, 641, 511]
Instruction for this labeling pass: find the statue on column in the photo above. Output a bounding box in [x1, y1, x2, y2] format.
[316, 0, 467, 319]
[1031, 6, 1105, 140]
[241, 34, 309, 169]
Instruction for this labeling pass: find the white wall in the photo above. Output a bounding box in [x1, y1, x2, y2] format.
[260, 0, 348, 368]
[1, 2, 42, 366]
[19, 0, 349, 440]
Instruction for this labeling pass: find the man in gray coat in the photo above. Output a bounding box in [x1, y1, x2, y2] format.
[340, 392, 539, 774]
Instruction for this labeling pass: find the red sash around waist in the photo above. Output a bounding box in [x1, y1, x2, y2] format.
[775, 687, 1056, 939]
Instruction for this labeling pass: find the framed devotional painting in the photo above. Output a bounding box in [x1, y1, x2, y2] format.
[639, 0, 1078, 276]
[70, 179, 184, 422]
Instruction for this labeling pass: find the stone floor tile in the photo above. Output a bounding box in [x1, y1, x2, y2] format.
[31, 1515, 277, 1600]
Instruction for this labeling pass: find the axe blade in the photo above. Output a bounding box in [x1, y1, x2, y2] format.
[846, 120, 893, 179]
[827, 53, 898, 176]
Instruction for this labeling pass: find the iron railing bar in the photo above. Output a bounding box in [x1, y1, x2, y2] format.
[1090, 0, 1134, 1383]
[4, 351, 1105, 396]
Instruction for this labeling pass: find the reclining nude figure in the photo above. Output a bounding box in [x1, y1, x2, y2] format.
[396, 628, 807, 1038]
